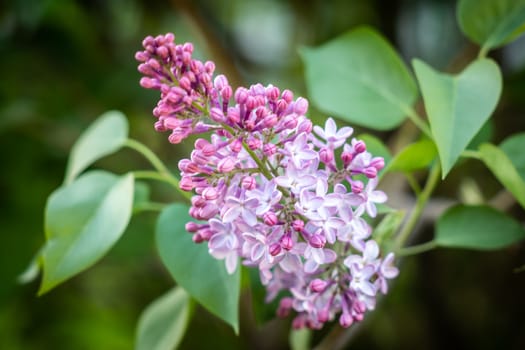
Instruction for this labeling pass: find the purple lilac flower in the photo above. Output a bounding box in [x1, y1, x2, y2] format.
[137, 33, 399, 330]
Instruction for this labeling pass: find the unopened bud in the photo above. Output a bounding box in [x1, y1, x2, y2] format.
[309, 234, 326, 248]
[217, 157, 236, 172]
[263, 212, 278, 226]
[310, 278, 328, 293]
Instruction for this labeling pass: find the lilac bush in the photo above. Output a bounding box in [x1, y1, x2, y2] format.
[136, 33, 398, 329]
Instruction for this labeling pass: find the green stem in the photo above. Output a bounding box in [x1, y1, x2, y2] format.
[405, 172, 422, 196]
[124, 139, 171, 174]
[461, 149, 481, 160]
[395, 162, 441, 249]
[396, 240, 437, 256]
[125, 139, 192, 202]
[405, 107, 432, 139]
[133, 201, 167, 213]
[478, 45, 489, 59]
[133, 170, 192, 202]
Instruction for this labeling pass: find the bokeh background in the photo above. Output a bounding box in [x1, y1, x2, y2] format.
[1, 0, 525, 349]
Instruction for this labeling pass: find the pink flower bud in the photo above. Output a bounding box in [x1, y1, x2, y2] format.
[283, 115, 298, 129]
[292, 219, 304, 232]
[280, 234, 293, 250]
[221, 86, 232, 101]
[217, 157, 236, 172]
[199, 228, 213, 240]
[241, 176, 256, 190]
[191, 195, 206, 207]
[263, 212, 278, 226]
[282, 89, 294, 103]
[263, 143, 277, 156]
[277, 297, 293, 318]
[269, 242, 281, 256]
[351, 180, 364, 194]
[247, 137, 261, 150]
[182, 42, 193, 53]
[339, 313, 353, 328]
[263, 114, 278, 128]
[276, 99, 288, 113]
[319, 148, 334, 163]
[210, 107, 225, 123]
[156, 46, 169, 58]
[266, 85, 280, 100]
[309, 234, 326, 248]
[214, 74, 229, 89]
[185, 222, 200, 232]
[204, 60, 215, 73]
[192, 233, 204, 243]
[293, 97, 309, 115]
[179, 176, 194, 191]
[191, 151, 208, 165]
[370, 157, 385, 170]
[310, 279, 328, 293]
[318, 309, 330, 323]
[341, 151, 353, 167]
[363, 167, 377, 178]
[235, 88, 248, 104]
[185, 161, 200, 173]
[140, 77, 157, 89]
[202, 187, 218, 200]
[229, 138, 242, 153]
[298, 119, 313, 133]
[227, 108, 240, 124]
[354, 140, 366, 154]
[179, 76, 191, 90]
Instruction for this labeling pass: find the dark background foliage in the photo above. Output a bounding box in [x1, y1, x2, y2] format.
[1, 0, 524, 349]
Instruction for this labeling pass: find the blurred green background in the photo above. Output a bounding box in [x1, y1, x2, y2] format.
[1, 0, 525, 349]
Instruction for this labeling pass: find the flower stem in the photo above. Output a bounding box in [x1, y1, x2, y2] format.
[125, 138, 171, 174]
[133, 170, 192, 203]
[133, 201, 167, 213]
[395, 161, 441, 249]
[396, 240, 437, 256]
[405, 106, 432, 139]
[125, 139, 192, 202]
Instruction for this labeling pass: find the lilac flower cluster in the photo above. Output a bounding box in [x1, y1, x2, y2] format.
[136, 33, 399, 329]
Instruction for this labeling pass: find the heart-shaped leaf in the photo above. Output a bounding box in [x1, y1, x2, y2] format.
[40, 171, 134, 294]
[457, 0, 525, 53]
[479, 143, 525, 210]
[135, 287, 192, 350]
[156, 204, 240, 334]
[499, 132, 525, 181]
[301, 26, 418, 130]
[413, 58, 502, 178]
[436, 204, 525, 250]
[64, 110, 129, 184]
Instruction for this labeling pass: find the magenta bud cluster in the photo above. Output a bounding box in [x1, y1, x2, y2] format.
[137, 33, 399, 330]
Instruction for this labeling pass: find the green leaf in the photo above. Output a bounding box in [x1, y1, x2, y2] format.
[156, 204, 240, 333]
[386, 138, 437, 173]
[413, 58, 502, 178]
[479, 143, 525, 210]
[136, 287, 192, 350]
[64, 110, 129, 184]
[457, 0, 525, 53]
[39, 171, 134, 294]
[300, 26, 418, 130]
[499, 132, 525, 181]
[436, 204, 525, 250]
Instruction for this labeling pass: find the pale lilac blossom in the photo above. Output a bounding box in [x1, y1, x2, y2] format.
[137, 32, 398, 330]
